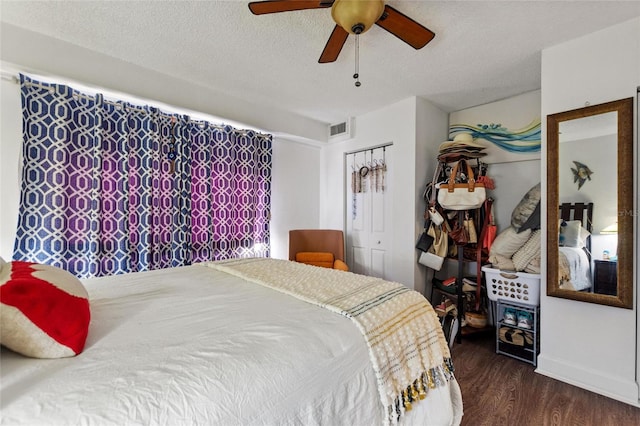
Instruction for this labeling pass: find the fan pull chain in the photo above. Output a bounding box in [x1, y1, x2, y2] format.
[353, 34, 361, 87]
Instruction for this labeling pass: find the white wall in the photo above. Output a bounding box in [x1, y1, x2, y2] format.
[486, 160, 541, 231]
[0, 25, 323, 264]
[0, 77, 22, 259]
[270, 139, 321, 260]
[415, 98, 449, 295]
[539, 17, 639, 406]
[319, 97, 448, 290]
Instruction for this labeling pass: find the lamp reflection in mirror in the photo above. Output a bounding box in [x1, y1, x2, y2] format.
[599, 222, 618, 261]
[600, 222, 618, 234]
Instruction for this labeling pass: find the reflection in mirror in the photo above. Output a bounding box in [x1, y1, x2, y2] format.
[558, 112, 617, 294]
[547, 98, 633, 309]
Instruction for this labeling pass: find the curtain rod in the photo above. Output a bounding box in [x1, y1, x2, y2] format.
[1, 70, 19, 83]
[345, 142, 392, 156]
[1, 70, 271, 138]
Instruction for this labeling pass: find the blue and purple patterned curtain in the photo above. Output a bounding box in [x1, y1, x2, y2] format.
[14, 75, 271, 278]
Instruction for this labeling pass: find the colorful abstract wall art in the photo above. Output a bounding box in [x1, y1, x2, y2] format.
[448, 90, 541, 163]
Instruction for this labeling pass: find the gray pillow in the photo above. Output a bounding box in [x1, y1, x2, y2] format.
[511, 183, 541, 231]
[517, 201, 541, 233]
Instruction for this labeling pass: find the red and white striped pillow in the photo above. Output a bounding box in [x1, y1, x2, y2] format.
[0, 259, 91, 358]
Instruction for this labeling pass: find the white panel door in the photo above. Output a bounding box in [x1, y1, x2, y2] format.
[345, 146, 392, 279]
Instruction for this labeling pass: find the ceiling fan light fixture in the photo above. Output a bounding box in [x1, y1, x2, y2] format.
[331, 0, 385, 35]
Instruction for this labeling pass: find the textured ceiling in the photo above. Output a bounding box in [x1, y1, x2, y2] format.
[2, 1, 639, 125]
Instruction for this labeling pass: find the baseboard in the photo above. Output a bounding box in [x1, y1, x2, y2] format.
[536, 354, 640, 408]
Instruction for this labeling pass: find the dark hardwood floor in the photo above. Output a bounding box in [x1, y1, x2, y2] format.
[451, 332, 640, 426]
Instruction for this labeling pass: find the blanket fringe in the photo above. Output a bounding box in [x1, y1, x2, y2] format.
[388, 358, 456, 424]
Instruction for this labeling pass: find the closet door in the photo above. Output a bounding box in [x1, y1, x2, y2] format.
[345, 146, 392, 279]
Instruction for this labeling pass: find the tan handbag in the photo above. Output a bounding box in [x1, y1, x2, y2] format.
[464, 212, 478, 244]
[427, 223, 448, 257]
[419, 222, 449, 271]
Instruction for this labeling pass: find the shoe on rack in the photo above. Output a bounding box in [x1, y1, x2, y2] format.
[435, 299, 455, 317]
[462, 277, 477, 286]
[462, 277, 477, 292]
[523, 331, 534, 348]
[503, 308, 517, 325]
[517, 311, 533, 329]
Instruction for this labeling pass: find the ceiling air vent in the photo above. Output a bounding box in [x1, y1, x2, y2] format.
[330, 122, 347, 136]
[328, 117, 355, 141]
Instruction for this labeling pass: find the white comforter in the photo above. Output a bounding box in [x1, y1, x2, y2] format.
[558, 247, 592, 291]
[1, 264, 462, 425]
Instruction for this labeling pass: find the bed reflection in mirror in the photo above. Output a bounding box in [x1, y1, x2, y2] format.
[547, 98, 633, 309]
[557, 202, 595, 292]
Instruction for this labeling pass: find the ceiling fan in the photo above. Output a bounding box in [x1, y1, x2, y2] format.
[248, 0, 435, 64]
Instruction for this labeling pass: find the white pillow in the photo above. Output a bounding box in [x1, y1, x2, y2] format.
[560, 220, 590, 248]
[512, 230, 542, 271]
[489, 226, 532, 259]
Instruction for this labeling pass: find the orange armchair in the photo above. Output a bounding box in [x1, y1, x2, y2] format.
[289, 229, 349, 271]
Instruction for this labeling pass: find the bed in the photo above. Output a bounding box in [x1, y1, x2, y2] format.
[1, 258, 463, 425]
[558, 202, 593, 291]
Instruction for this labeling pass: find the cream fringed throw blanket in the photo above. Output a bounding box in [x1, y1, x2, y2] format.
[203, 258, 454, 424]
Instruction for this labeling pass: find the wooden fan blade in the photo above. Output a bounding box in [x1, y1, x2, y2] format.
[249, 1, 334, 15]
[375, 5, 435, 49]
[318, 25, 349, 63]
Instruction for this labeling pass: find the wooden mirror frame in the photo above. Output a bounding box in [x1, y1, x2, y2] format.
[547, 97, 634, 309]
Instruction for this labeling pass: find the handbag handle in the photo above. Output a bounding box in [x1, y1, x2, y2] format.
[447, 159, 477, 193]
[422, 162, 443, 221]
[429, 162, 442, 206]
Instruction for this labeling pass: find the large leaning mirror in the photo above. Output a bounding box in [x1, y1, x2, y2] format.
[547, 97, 633, 309]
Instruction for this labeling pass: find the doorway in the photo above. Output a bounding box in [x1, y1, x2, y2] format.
[344, 144, 392, 278]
